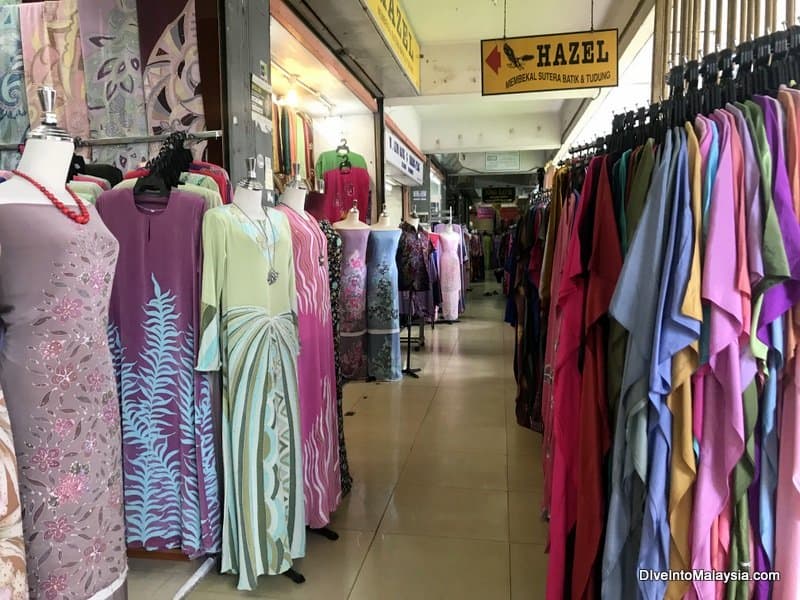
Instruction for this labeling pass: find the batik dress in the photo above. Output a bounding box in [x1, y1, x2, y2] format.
[97, 188, 221, 557]
[276, 205, 341, 528]
[197, 205, 306, 591]
[318, 220, 352, 497]
[366, 230, 402, 381]
[338, 228, 370, 379]
[0, 204, 128, 599]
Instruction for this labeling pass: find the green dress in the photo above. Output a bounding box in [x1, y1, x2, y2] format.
[197, 205, 306, 590]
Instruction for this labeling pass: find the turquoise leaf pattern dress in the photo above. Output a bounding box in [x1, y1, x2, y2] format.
[97, 189, 221, 557]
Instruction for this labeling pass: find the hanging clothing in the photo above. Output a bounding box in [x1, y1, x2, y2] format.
[366, 229, 402, 381]
[20, 0, 91, 146]
[603, 133, 675, 600]
[196, 205, 305, 590]
[0, 204, 127, 600]
[0, 386, 26, 599]
[315, 150, 368, 176]
[97, 188, 221, 557]
[318, 220, 353, 498]
[321, 167, 371, 224]
[77, 0, 148, 170]
[546, 157, 601, 600]
[276, 205, 341, 529]
[138, 0, 206, 154]
[338, 228, 370, 380]
[0, 6, 28, 171]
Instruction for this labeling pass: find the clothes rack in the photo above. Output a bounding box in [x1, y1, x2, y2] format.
[0, 129, 223, 151]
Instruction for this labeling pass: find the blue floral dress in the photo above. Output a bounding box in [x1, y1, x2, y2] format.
[366, 230, 402, 381]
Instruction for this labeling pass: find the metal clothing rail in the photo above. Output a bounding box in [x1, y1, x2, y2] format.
[0, 129, 224, 152]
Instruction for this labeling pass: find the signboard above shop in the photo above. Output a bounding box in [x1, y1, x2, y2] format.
[485, 151, 520, 172]
[481, 29, 618, 96]
[362, 0, 421, 91]
[482, 187, 516, 203]
[385, 130, 424, 186]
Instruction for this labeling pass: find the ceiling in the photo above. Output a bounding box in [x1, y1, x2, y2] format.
[402, 0, 617, 44]
[270, 18, 372, 117]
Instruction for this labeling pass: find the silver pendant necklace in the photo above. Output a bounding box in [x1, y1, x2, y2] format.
[234, 204, 280, 285]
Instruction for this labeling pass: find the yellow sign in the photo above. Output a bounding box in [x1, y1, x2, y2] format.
[363, 0, 421, 91]
[481, 29, 618, 96]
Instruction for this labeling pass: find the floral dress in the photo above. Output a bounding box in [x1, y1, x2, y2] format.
[0, 204, 127, 599]
[318, 221, 352, 497]
[367, 229, 403, 381]
[337, 228, 370, 380]
[0, 386, 27, 599]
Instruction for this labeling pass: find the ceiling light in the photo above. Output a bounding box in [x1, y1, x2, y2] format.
[285, 88, 299, 107]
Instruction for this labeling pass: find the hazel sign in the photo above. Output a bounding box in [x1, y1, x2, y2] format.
[481, 29, 618, 95]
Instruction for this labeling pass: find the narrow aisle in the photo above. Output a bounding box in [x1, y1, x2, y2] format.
[189, 281, 546, 599]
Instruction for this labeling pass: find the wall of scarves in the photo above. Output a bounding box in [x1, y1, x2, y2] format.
[272, 103, 315, 185]
[0, 0, 206, 171]
[531, 88, 800, 599]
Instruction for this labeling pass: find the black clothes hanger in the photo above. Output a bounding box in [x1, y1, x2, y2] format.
[735, 40, 755, 101]
[768, 30, 790, 94]
[66, 153, 86, 183]
[718, 49, 736, 107]
[787, 25, 800, 84]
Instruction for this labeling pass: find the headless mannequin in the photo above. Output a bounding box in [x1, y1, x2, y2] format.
[405, 214, 420, 229]
[333, 203, 368, 230]
[279, 187, 309, 220]
[444, 222, 455, 234]
[371, 212, 396, 230]
[232, 186, 267, 220]
[0, 138, 77, 206]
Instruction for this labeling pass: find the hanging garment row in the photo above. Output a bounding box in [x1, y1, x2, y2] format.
[537, 87, 800, 600]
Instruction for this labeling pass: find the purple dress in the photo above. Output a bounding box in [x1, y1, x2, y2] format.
[337, 228, 369, 380]
[0, 204, 127, 599]
[97, 188, 221, 556]
[277, 205, 341, 528]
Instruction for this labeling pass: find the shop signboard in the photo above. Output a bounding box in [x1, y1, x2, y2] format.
[485, 151, 520, 171]
[482, 187, 516, 203]
[386, 131, 424, 185]
[362, 0, 421, 91]
[481, 29, 618, 96]
[476, 205, 496, 219]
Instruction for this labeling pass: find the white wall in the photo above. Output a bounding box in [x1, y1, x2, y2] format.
[384, 183, 404, 226]
[385, 106, 422, 149]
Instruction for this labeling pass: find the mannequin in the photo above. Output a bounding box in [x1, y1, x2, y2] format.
[0, 88, 76, 206]
[233, 158, 267, 220]
[334, 201, 369, 230]
[438, 220, 461, 322]
[444, 221, 454, 234]
[280, 185, 309, 219]
[405, 212, 421, 229]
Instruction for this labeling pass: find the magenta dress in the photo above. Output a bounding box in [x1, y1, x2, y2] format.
[277, 205, 341, 528]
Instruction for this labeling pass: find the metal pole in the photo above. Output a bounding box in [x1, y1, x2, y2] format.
[755, 0, 762, 35]
[673, 0, 682, 65]
[681, 0, 690, 60]
[741, 0, 748, 42]
[716, 0, 725, 47]
[790, 0, 797, 26]
[653, 0, 671, 101]
[704, 0, 712, 54]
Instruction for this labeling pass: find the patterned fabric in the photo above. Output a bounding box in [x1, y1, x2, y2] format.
[77, 0, 148, 171]
[0, 6, 28, 170]
[138, 0, 206, 158]
[397, 222, 431, 293]
[338, 228, 370, 379]
[20, 0, 91, 146]
[367, 229, 402, 381]
[318, 221, 352, 497]
[97, 189, 220, 557]
[197, 206, 305, 590]
[0, 205, 127, 599]
[276, 205, 341, 528]
[0, 387, 27, 600]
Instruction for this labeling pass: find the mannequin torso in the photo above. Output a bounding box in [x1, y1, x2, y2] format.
[371, 214, 396, 230]
[405, 216, 420, 229]
[0, 138, 77, 206]
[279, 187, 309, 220]
[444, 223, 455, 234]
[233, 186, 267, 220]
[334, 207, 369, 230]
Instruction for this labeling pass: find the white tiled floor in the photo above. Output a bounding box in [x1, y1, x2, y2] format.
[127, 281, 547, 599]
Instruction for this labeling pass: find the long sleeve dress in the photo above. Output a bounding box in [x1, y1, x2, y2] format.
[277, 205, 342, 529]
[196, 205, 306, 591]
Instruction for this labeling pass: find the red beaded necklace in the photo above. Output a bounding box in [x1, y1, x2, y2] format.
[12, 169, 90, 225]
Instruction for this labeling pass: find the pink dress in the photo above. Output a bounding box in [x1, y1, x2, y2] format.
[439, 231, 461, 321]
[277, 206, 342, 528]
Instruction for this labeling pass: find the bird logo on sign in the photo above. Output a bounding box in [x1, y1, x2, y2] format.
[503, 43, 534, 70]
